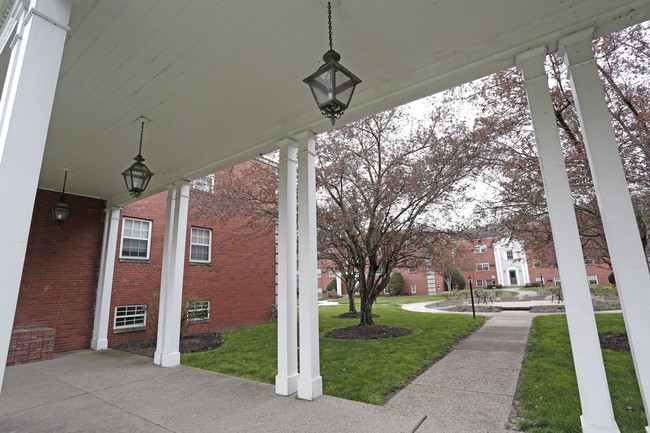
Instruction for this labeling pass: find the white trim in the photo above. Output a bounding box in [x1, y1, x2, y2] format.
[587, 275, 598, 285]
[24, 7, 70, 32]
[119, 217, 152, 260]
[410, 284, 416, 294]
[476, 262, 489, 272]
[187, 300, 210, 322]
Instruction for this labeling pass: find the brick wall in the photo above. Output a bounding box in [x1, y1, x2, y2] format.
[13, 189, 106, 355]
[109, 160, 276, 346]
[7, 327, 56, 366]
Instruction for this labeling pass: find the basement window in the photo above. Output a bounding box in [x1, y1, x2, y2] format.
[114, 305, 146, 331]
[187, 300, 210, 323]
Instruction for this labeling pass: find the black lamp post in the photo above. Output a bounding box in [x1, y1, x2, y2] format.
[468, 276, 476, 319]
[122, 117, 154, 198]
[303, 2, 361, 126]
[51, 169, 71, 226]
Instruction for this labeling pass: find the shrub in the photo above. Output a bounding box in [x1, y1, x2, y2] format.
[387, 272, 405, 296]
[608, 272, 616, 285]
[147, 291, 201, 338]
[525, 282, 541, 288]
[450, 269, 466, 291]
[487, 283, 502, 290]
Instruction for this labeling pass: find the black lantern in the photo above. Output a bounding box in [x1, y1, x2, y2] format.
[121, 118, 154, 198]
[303, 2, 361, 126]
[51, 169, 71, 226]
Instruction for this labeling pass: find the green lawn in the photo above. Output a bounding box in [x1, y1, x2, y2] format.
[182, 304, 484, 404]
[334, 294, 445, 305]
[517, 314, 645, 433]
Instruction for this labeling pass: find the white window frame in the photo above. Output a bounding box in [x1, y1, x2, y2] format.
[476, 263, 489, 272]
[506, 250, 514, 260]
[190, 227, 212, 263]
[584, 257, 595, 266]
[536, 276, 544, 283]
[114, 305, 147, 330]
[474, 244, 487, 254]
[120, 217, 152, 260]
[532, 259, 542, 268]
[329, 268, 336, 278]
[475, 279, 484, 287]
[317, 269, 322, 279]
[411, 284, 417, 294]
[187, 300, 210, 322]
[587, 275, 598, 285]
[192, 174, 215, 193]
[383, 288, 389, 295]
[408, 267, 417, 274]
[554, 276, 561, 285]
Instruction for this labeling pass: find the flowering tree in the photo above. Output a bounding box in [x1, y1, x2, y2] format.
[316, 108, 486, 325]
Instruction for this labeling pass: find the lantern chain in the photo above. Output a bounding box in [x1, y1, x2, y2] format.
[328, 2, 333, 51]
[138, 121, 145, 156]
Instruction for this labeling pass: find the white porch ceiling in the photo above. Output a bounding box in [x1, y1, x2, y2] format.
[7, 0, 650, 205]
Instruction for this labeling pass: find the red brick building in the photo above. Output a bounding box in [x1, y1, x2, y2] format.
[9, 160, 276, 365]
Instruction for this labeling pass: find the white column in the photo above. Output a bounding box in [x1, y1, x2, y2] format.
[336, 273, 342, 297]
[275, 139, 299, 396]
[154, 181, 190, 367]
[517, 48, 620, 433]
[0, 0, 71, 394]
[297, 131, 323, 400]
[561, 30, 650, 432]
[90, 206, 122, 350]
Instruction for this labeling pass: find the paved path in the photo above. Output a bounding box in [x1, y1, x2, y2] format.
[1, 307, 536, 433]
[387, 313, 531, 432]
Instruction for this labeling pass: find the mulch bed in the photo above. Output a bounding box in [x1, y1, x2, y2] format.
[529, 296, 621, 313]
[113, 332, 224, 358]
[325, 324, 413, 340]
[332, 312, 379, 319]
[444, 305, 504, 313]
[599, 332, 630, 352]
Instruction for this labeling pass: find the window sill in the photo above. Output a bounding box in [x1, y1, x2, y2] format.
[119, 258, 151, 264]
[189, 262, 211, 267]
[188, 318, 210, 324]
[113, 326, 146, 334]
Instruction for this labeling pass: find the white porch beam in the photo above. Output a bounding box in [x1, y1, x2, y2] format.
[154, 181, 190, 367]
[0, 0, 71, 394]
[90, 206, 122, 350]
[297, 130, 323, 400]
[517, 48, 619, 433]
[275, 138, 299, 396]
[561, 30, 650, 431]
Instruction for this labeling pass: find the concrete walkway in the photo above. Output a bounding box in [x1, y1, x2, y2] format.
[1, 309, 535, 432]
[387, 313, 531, 432]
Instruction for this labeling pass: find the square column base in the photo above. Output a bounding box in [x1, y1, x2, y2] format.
[90, 338, 108, 350]
[580, 415, 620, 433]
[275, 373, 299, 396]
[154, 351, 180, 367]
[297, 375, 323, 400]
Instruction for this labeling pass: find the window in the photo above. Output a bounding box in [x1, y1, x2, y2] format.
[120, 218, 152, 259]
[190, 227, 211, 263]
[411, 284, 417, 294]
[486, 279, 495, 285]
[408, 266, 417, 274]
[532, 259, 542, 268]
[475, 279, 484, 287]
[114, 305, 146, 330]
[474, 244, 487, 254]
[383, 288, 389, 295]
[536, 276, 544, 283]
[476, 263, 489, 272]
[187, 300, 210, 322]
[376, 266, 383, 275]
[317, 269, 322, 279]
[192, 174, 214, 193]
[588, 275, 598, 285]
[584, 257, 595, 266]
[329, 269, 335, 278]
[554, 276, 561, 285]
[506, 250, 513, 260]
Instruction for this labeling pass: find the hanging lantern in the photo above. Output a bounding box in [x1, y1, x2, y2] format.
[51, 169, 71, 226]
[122, 117, 154, 198]
[303, 2, 361, 126]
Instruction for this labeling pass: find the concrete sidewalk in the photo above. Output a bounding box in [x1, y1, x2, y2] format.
[0, 350, 424, 433]
[387, 314, 531, 432]
[0, 312, 532, 433]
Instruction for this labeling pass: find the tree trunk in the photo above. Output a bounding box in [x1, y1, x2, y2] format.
[359, 294, 375, 326]
[348, 293, 357, 313]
